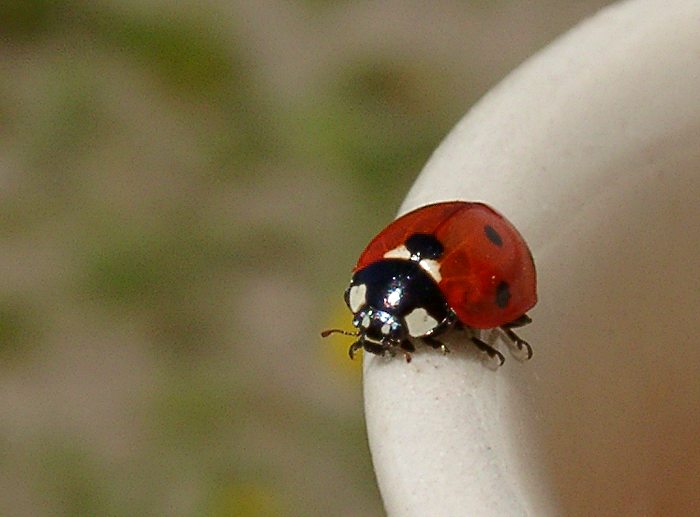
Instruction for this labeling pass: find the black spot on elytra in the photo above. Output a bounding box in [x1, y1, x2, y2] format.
[405, 233, 444, 260]
[484, 225, 503, 247]
[496, 281, 511, 308]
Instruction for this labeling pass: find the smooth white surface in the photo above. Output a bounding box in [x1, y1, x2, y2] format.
[363, 1, 700, 515]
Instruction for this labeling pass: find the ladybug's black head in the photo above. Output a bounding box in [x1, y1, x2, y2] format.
[340, 258, 451, 358]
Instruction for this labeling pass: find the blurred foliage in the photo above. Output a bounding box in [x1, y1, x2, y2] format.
[0, 296, 41, 362]
[37, 439, 115, 516]
[0, 0, 58, 38]
[297, 58, 452, 206]
[91, 13, 237, 96]
[209, 482, 283, 517]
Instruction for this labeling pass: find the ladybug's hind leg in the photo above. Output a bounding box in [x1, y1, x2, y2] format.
[471, 337, 505, 366]
[500, 315, 533, 359]
[503, 314, 532, 328]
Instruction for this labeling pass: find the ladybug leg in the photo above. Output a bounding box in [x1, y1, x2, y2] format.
[359, 341, 409, 361]
[363, 341, 387, 357]
[471, 337, 505, 366]
[500, 327, 533, 359]
[422, 336, 450, 355]
[348, 340, 364, 360]
[399, 340, 414, 363]
[430, 311, 458, 336]
[503, 314, 532, 328]
[500, 315, 533, 359]
[500, 314, 533, 359]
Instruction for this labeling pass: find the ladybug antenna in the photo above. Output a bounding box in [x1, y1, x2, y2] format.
[321, 328, 359, 338]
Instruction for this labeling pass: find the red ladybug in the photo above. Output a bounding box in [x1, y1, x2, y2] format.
[323, 201, 537, 364]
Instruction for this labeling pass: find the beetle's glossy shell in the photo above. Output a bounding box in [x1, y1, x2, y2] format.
[355, 201, 537, 329]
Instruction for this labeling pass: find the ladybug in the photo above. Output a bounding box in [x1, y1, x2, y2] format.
[323, 201, 537, 364]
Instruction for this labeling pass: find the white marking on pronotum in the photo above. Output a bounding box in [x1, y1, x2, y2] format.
[381, 323, 391, 335]
[348, 284, 367, 312]
[383, 245, 411, 260]
[383, 245, 442, 283]
[404, 307, 439, 337]
[362, 314, 371, 328]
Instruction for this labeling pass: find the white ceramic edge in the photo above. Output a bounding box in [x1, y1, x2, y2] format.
[363, 1, 700, 515]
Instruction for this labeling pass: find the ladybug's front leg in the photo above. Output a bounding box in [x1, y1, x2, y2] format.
[361, 341, 385, 357]
[348, 340, 364, 360]
[360, 340, 408, 361]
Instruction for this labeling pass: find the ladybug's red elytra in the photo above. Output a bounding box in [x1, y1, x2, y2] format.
[323, 201, 537, 364]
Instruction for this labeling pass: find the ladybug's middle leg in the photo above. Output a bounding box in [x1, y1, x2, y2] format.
[399, 340, 414, 363]
[422, 336, 450, 355]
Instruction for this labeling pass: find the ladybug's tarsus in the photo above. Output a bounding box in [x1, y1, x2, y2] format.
[501, 314, 534, 359]
[501, 327, 533, 360]
[471, 337, 505, 366]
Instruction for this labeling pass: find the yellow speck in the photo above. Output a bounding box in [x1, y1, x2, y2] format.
[209, 482, 282, 517]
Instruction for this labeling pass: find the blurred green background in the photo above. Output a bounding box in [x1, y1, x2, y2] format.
[0, 1, 612, 515]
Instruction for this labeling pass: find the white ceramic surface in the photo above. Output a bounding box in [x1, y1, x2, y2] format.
[364, 1, 700, 515]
